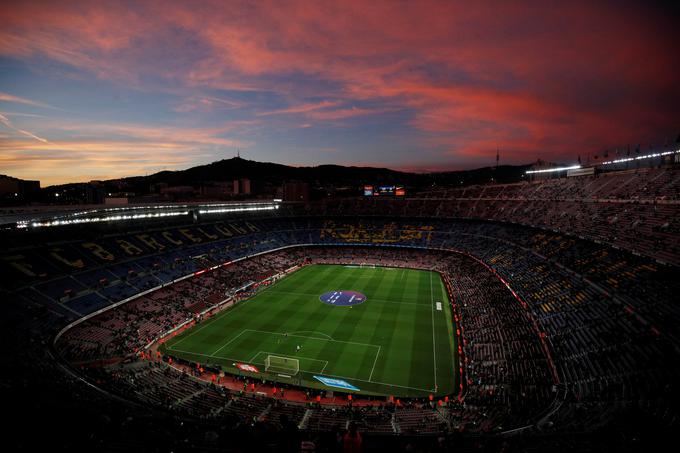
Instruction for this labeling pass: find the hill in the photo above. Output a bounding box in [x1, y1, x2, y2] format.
[16, 158, 535, 205]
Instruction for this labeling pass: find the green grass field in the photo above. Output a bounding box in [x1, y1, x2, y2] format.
[161, 264, 457, 397]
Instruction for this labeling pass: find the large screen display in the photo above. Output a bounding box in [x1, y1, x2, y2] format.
[363, 185, 405, 196]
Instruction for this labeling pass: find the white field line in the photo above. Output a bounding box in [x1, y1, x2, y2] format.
[430, 272, 438, 391]
[170, 264, 300, 349]
[252, 351, 328, 369]
[170, 298, 250, 349]
[249, 350, 328, 366]
[245, 328, 381, 349]
[167, 345, 432, 393]
[165, 346, 240, 361]
[210, 329, 248, 356]
[173, 328, 379, 367]
[288, 330, 334, 340]
[368, 345, 381, 382]
[248, 349, 262, 363]
[167, 267, 447, 394]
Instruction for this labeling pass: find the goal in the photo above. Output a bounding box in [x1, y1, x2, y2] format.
[265, 355, 300, 375]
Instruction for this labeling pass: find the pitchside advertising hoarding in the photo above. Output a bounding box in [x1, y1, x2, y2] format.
[313, 376, 360, 391]
[235, 362, 260, 373]
[363, 185, 406, 196]
[234, 363, 361, 391]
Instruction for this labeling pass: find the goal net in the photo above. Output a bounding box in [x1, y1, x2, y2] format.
[265, 355, 300, 375]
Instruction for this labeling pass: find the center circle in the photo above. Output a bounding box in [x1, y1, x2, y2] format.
[319, 290, 366, 306]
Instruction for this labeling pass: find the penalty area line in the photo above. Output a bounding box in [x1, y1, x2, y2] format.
[252, 350, 329, 372]
[164, 346, 433, 393]
[246, 328, 381, 349]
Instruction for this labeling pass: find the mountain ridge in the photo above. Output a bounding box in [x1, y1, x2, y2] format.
[42, 156, 532, 191]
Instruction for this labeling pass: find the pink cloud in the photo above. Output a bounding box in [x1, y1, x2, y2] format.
[0, 0, 677, 168]
[172, 95, 246, 113]
[0, 92, 60, 110]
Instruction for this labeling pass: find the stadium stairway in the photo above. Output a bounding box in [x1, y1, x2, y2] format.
[298, 408, 313, 430]
[391, 413, 400, 434]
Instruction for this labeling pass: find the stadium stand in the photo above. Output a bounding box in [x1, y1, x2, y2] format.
[1, 166, 679, 451]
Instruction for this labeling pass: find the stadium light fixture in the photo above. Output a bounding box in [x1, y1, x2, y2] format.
[601, 149, 680, 165]
[29, 210, 190, 228]
[525, 165, 581, 174]
[198, 204, 279, 215]
[19, 201, 281, 229]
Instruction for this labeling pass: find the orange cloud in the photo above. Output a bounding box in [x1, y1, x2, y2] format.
[0, 138, 207, 185]
[0, 116, 254, 185]
[0, 0, 677, 171]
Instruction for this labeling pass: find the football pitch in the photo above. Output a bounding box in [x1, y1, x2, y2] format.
[161, 264, 458, 397]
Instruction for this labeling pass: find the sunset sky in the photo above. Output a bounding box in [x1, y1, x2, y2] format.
[1, 0, 678, 185]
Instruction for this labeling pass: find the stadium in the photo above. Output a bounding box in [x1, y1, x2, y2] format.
[2, 156, 679, 451]
[2, 1, 679, 451]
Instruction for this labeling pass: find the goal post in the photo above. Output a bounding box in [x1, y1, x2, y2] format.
[265, 355, 300, 375]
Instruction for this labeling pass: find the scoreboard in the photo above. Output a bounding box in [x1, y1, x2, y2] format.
[363, 185, 406, 197]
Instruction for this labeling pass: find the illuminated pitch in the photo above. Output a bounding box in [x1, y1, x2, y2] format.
[161, 264, 458, 397]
